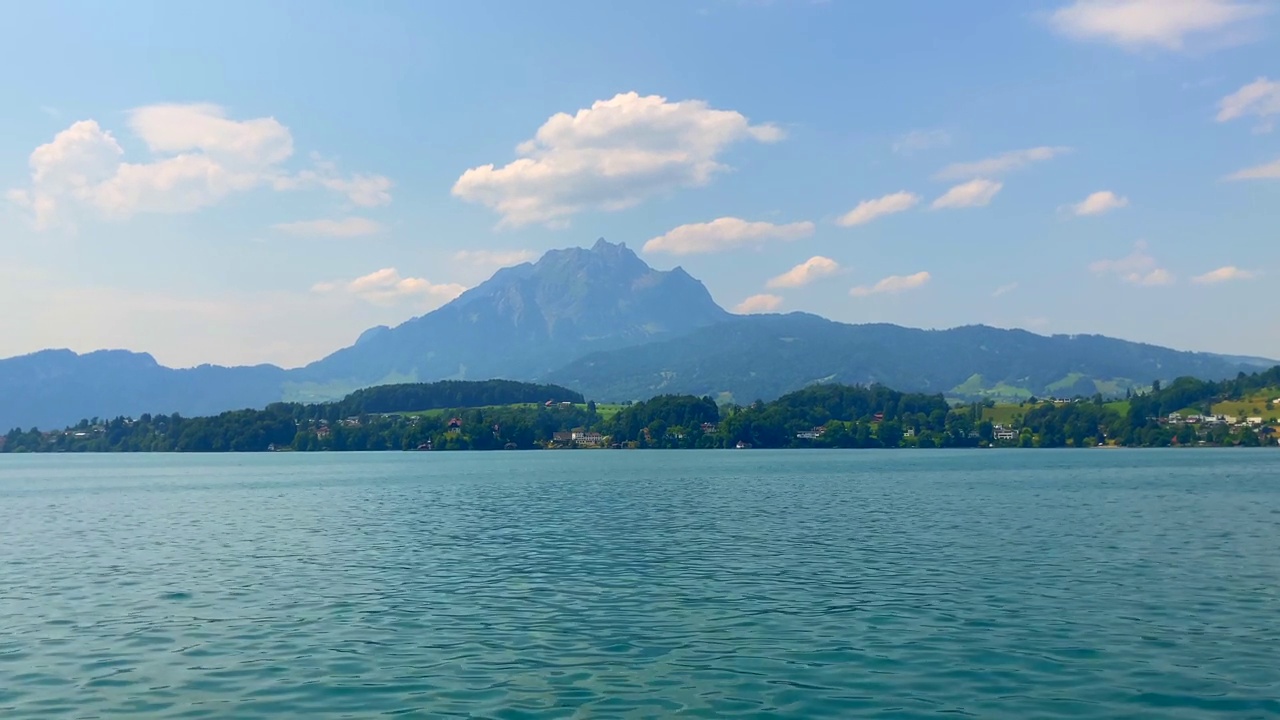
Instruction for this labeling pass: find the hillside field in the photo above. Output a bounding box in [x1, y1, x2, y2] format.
[1210, 389, 1280, 420]
[982, 400, 1131, 426]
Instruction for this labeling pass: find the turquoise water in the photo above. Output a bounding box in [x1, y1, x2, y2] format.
[1, 450, 1277, 719]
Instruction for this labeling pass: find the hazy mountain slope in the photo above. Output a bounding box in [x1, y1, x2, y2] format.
[544, 313, 1255, 403]
[0, 349, 286, 431]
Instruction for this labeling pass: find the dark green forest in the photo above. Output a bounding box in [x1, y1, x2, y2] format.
[3, 370, 1278, 453]
[336, 381, 582, 415]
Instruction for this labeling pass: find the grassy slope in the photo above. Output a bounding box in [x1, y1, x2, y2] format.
[1210, 389, 1280, 419]
[1044, 372, 1087, 394]
[948, 375, 1035, 402]
[981, 405, 1026, 425]
[982, 399, 1131, 425]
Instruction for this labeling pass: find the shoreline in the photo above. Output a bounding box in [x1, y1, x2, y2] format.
[2, 444, 1274, 456]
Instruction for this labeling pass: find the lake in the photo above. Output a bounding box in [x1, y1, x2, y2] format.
[1, 450, 1277, 718]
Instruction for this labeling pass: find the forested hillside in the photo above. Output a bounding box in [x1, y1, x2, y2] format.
[4, 370, 1277, 453]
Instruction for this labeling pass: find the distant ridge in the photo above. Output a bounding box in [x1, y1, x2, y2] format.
[545, 313, 1257, 404]
[0, 349, 286, 431]
[0, 239, 1270, 431]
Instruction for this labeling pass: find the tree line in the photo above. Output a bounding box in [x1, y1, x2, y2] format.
[3, 370, 1277, 453]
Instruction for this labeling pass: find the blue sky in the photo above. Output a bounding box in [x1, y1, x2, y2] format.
[2, 0, 1277, 367]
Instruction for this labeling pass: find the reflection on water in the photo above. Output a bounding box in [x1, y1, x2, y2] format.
[1, 450, 1278, 718]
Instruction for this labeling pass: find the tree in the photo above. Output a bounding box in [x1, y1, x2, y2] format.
[855, 423, 875, 448]
[877, 420, 904, 448]
[1174, 424, 1195, 446]
[978, 420, 994, 443]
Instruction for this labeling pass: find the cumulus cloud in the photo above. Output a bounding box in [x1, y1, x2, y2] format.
[1089, 241, 1175, 286]
[1217, 77, 1280, 131]
[7, 105, 392, 229]
[934, 146, 1071, 181]
[1071, 190, 1130, 216]
[451, 92, 783, 227]
[128, 103, 294, 165]
[836, 191, 920, 227]
[850, 271, 931, 297]
[766, 256, 840, 289]
[931, 179, 1003, 209]
[734, 294, 784, 314]
[1049, 0, 1268, 50]
[312, 268, 466, 307]
[893, 129, 951, 155]
[1225, 157, 1280, 180]
[452, 249, 538, 268]
[1192, 265, 1258, 283]
[642, 217, 814, 255]
[272, 217, 383, 237]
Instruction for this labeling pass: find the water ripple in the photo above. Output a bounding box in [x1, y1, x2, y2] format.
[1, 450, 1278, 718]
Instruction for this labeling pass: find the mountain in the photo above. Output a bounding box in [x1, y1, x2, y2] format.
[290, 238, 729, 397]
[0, 349, 286, 431]
[545, 312, 1258, 403]
[0, 239, 729, 429]
[0, 239, 1269, 431]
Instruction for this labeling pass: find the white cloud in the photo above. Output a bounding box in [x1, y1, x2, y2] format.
[452, 249, 539, 268]
[992, 282, 1019, 297]
[931, 179, 1003, 209]
[1049, 0, 1268, 50]
[272, 217, 383, 237]
[734, 293, 784, 313]
[451, 92, 783, 227]
[642, 217, 814, 255]
[7, 105, 392, 229]
[1089, 241, 1175, 286]
[1192, 265, 1258, 284]
[275, 156, 393, 207]
[1071, 190, 1130, 216]
[934, 146, 1071, 181]
[1130, 268, 1176, 286]
[836, 191, 920, 227]
[1217, 77, 1280, 131]
[766, 256, 840, 288]
[312, 268, 466, 307]
[1225, 157, 1280, 180]
[850, 271, 931, 297]
[128, 103, 293, 166]
[893, 129, 951, 155]
[1089, 242, 1152, 274]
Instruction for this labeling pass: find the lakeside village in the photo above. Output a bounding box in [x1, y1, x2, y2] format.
[5, 374, 1280, 453]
